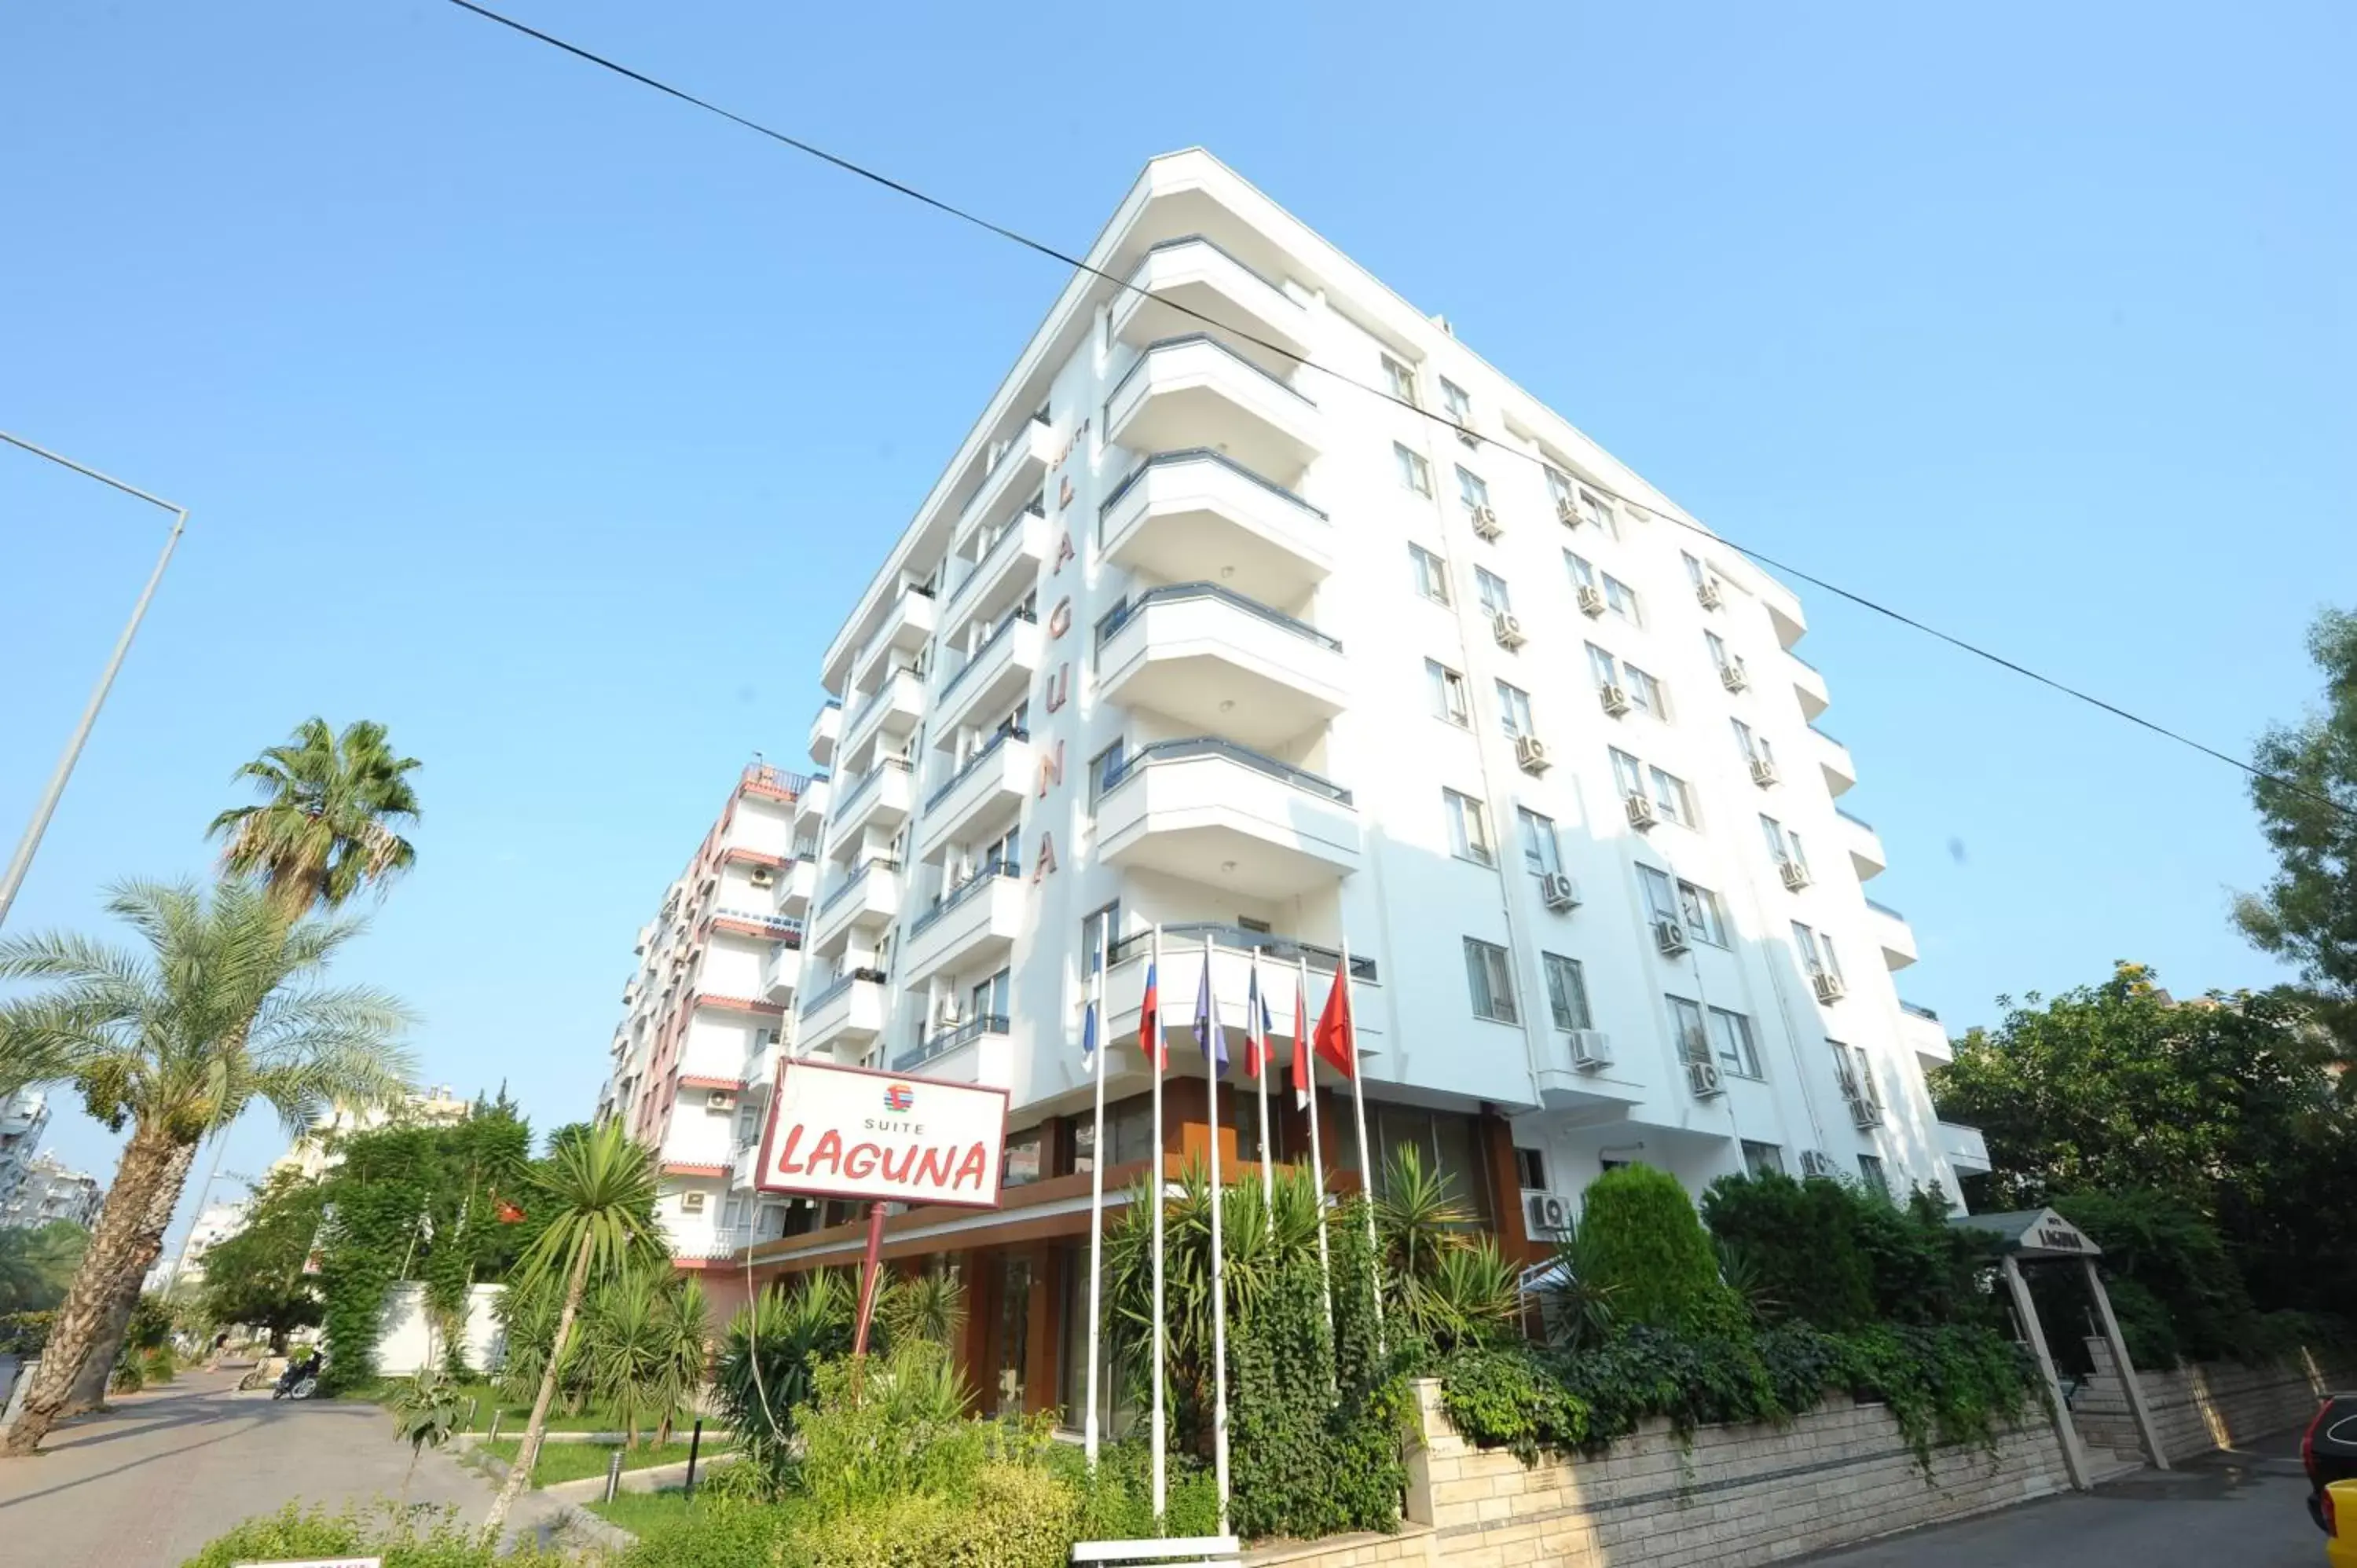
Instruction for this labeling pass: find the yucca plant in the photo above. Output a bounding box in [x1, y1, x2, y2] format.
[713, 1269, 853, 1486]
[876, 1269, 965, 1349]
[1403, 1238, 1522, 1352]
[1538, 1219, 1621, 1353]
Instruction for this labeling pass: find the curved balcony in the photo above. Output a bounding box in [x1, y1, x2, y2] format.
[944, 504, 1048, 643]
[808, 700, 841, 768]
[959, 413, 1056, 543]
[839, 668, 926, 772]
[806, 857, 903, 960]
[1790, 654, 1830, 721]
[1835, 806, 1885, 880]
[761, 943, 802, 1005]
[1104, 335, 1321, 490]
[916, 727, 1032, 865]
[1095, 738, 1359, 899]
[900, 863, 1025, 989]
[793, 775, 830, 840]
[1899, 999, 1950, 1067]
[1864, 898, 1919, 970]
[933, 610, 1043, 743]
[1096, 581, 1346, 751]
[1109, 236, 1311, 376]
[849, 587, 938, 694]
[824, 759, 915, 858]
[1940, 1120, 1990, 1176]
[1811, 724, 1857, 797]
[1099, 448, 1332, 611]
[798, 970, 886, 1058]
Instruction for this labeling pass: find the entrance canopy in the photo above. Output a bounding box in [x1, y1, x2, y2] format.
[1949, 1207, 2102, 1261]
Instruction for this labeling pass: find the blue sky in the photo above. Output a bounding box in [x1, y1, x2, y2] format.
[3, 2, 2348, 1252]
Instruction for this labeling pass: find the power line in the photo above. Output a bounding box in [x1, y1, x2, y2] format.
[438, 0, 2341, 821]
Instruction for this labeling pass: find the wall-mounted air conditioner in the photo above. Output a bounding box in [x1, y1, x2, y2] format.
[1749, 757, 1779, 788]
[1655, 918, 1689, 956]
[1685, 1058, 1725, 1097]
[1811, 969, 1846, 1004]
[1492, 611, 1527, 649]
[1469, 505, 1502, 540]
[1576, 584, 1607, 617]
[1598, 683, 1631, 717]
[1625, 793, 1659, 830]
[1779, 859, 1811, 892]
[706, 1090, 737, 1113]
[1564, 1029, 1612, 1070]
[1540, 873, 1580, 912]
[1514, 734, 1552, 775]
[680, 1191, 708, 1214]
[1524, 1190, 1573, 1236]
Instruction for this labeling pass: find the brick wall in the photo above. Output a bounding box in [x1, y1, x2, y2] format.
[2073, 1337, 2340, 1464]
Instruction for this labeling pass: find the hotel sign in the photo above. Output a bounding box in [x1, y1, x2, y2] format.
[754, 1060, 1010, 1211]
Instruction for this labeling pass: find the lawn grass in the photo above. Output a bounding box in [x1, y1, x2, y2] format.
[585, 1487, 701, 1533]
[479, 1437, 725, 1486]
[335, 1376, 692, 1435]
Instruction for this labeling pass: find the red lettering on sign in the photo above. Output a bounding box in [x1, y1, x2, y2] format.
[805, 1129, 843, 1179]
[1033, 832, 1058, 882]
[1036, 739, 1065, 797]
[954, 1143, 989, 1191]
[1043, 665, 1070, 712]
[880, 1146, 917, 1183]
[1053, 529, 1076, 573]
[915, 1145, 955, 1188]
[1047, 596, 1072, 639]
[772, 1123, 806, 1175]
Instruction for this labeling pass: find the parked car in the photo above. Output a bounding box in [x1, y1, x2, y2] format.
[2304, 1394, 2357, 1538]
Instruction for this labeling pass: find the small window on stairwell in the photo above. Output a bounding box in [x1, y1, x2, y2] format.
[1515, 1146, 1548, 1192]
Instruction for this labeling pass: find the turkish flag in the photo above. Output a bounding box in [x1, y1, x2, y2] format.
[495, 1200, 526, 1225]
[1311, 963, 1355, 1079]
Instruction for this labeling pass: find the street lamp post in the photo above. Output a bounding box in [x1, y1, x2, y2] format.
[0, 431, 189, 931]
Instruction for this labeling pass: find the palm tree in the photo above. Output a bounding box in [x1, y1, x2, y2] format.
[577, 1262, 706, 1448]
[481, 1121, 662, 1537]
[0, 879, 413, 1455]
[210, 717, 422, 921]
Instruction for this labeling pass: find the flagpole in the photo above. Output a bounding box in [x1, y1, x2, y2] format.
[1298, 954, 1334, 1349]
[1083, 921, 1109, 1468]
[1202, 930, 1233, 1537]
[1149, 925, 1167, 1523]
[1252, 947, 1274, 1228]
[1340, 939, 1384, 1356]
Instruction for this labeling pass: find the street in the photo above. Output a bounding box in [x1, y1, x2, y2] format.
[0, 1365, 564, 1568]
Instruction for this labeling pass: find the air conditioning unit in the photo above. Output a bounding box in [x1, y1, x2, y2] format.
[1469, 505, 1502, 540]
[1456, 426, 1482, 449]
[1696, 577, 1725, 609]
[749, 866, 775, 888]
[1514, 734, 1552, 774]
[1524, 1190, 1573, 1236]
[1491, 611, 1526, 649]
[1598, 683, 1631, 716]
[1540, 872, 1580, 912]
[1575, 584, 1607, 617]
[1564, 1029, 1612, 1069]
[1719, 662, 1748, 693]
[1799, 1150, 1840, 1179]
[1685, 1058, 1725, 1098]
[1849, 1094, 1884, 1130]
[1625, 793, 1659, 830]
[1556, 495, 1582, 527]
[1654, 918, 1690, 956]
[1749, 757, 1779, 788]
[934, 998, 964, 1028]
[680, 1191, 708, 1214]
[1811, 969, 1846, 1004]
[1779, 859, 1811, 892]
[706, 1090, 739, 1113]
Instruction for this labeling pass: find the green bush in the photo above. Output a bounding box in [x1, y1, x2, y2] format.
[1701, 1174, 1873, 1329]
[1436, 1344, 1589, 1464]
[793, 1462, 1078, 1568]
[614, 1497, 797, 1568]
[1055, 1439, 1221, 1541]
[2051, 1190, 2256, 1365]
[179, 1502, 572, 1568]
[1579, 1166, 1743, 1335]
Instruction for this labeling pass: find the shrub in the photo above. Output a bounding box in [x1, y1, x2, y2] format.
[1437, 1343, 1589, 1464]
[614, 1497, 798, 1568]
[1701, 1174, 1873, 1329]
[1579, 1166, 1743, 1335]
[2051, 1189, 2256, 1365]
[1056, 1439, 1221, 1541]
[178, 1501, 574, 1568]
[793, 1461, 1079, 1568]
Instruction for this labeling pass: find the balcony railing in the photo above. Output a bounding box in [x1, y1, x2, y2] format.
[925, 727, 1028, 815]
[947, 500, 1047, 614]
[1098, 446, 1329, 526]
[800, 971, 860, 1015]
[843, 667, 921, 739]
[713, 909, 805, 942]
[1900, 1000, 1941, 1021]
[907, 860, 1017, 938]
[852, 584, 937, 673]
[828, 758, 911, 828]
[1093, 580, 1342, 655]
[1809, 723, 1843, 745]
[1790, 652, 1821, 674]
[1136, 232, 1292, 297]
[892, 1013, 1010, 1073]
[1103, 332, 1317, 423]
[1102, 736, 1352, 806]
[939, 605, 1037, 701]
[1865, 898, 1906, 920]
[1835, 806, 1875, 830]
[1108, 922, 1378, 982]
[740, 762, 812, 797]
[815, 855, 901, 918]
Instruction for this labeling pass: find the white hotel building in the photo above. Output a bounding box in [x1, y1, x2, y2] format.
[709, 150, 1987, 1414]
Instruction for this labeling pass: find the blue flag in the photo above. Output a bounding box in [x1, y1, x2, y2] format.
[1194, 944, 1227, 1073]
[1082, 992, 1098, 1061]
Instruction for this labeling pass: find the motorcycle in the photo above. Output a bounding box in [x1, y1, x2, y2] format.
[272, 1350, 324, 1401]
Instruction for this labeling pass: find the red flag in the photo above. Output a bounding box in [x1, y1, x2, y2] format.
[1290, 969, 1311, 1109]
[494, 1200, 526, 1225]
[1138, 953, 1166, 1070]
[1312, 962, 1355, 1079]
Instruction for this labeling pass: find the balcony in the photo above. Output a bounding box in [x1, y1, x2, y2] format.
[1939, 1120, 1991, 1176]
[901, 863, 1024, 988]
[849, 587, 939, 694]
[1110, 236, 1311, 376]
[1790, 654, 1830, 720]
[807, 700, 842, 768]
[1099, 449, 1332, 610]
[1899, 1000, 1951, 1067]
[839, 668, 926, 771]
[1104, 335, 1321, 490]
[798, 970, 886, 1058]
[1095, 582, 1347, 751]
[1095, 738, 1360, 899]
[806, 857, 903, 959]
[915, 728, 1032, 865]
[773, 855, 819, 916]
[933, 610, 1043, 742]
[890, 1012, 1014, 1086]
[944, 504, 1048, 640]
[761, 944, 802, 1005]
[794, 775, 830, 839]
[1101, 925, 1382, 1059]
[1864, 899, 1919, 970]
[1835, 807, 1886, 879]
[959, 414, 1057, 543]
[1811, 725, 1857, 796]
[707, 907, 804, 944]
[825, 758, 915, 857]
[1534, 1029, 1641, 1113]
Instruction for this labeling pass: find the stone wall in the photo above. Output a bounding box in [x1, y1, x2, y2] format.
[2074, 1336, 2337, 1464]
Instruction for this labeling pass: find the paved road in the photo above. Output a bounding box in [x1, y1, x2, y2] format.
[0, 1366, 566, 1568]
[1801, 1433, 2323, 1566]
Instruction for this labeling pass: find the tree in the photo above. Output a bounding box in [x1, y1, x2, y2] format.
[0, 879, 413, 1455]
[2236, 606, 2357, 1031]
[196, 1171, 325, 1353]
[0, 1222, 88, 1314]
[577, 1262, 707, 1447]
[480, 1120, 662, 1537]
[209, 717, 423, 922]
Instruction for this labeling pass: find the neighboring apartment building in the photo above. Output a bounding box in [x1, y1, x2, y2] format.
[167, 1199, 254, 1291]
[596, 763, 816, 1262]
[270, 1084, 474, 1183]
[0, 1090, 52, 1217]
[719, 149, 1988, 1424]
[1, 1151, 103, 1230]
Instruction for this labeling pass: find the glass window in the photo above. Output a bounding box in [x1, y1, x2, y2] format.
[1857, 1153, 1888, 1192]
[1733, 718, 1771, 765]
[1603, 573, 1640, 622]
[1581, 489, 1616, 536]
[1495, 680, 1534, 738]
[1761, 815, 1791, 862]
[1637, 863, 1679, 922]
[1818, 930, 1845, 980]
[1455, 465, 1490, 515]
[1587, 643, 1620, 689]
[1683, 551, 1707, 587]
[1443, 789, 1494, 866]
[1519, 808, 1560, 877]
[1475, 567, 1512, 616]
[1706, 629, 1732, 670]
[1793, 922, 1843, 980]
[1515, 1146, 1548, 1191]
[1787, 828, 1809, 875]
[1382, 354, 1420, 407]
[1440, 378, 1472, 424]
[1710, 1007, 1761, 1076]
[1087, 738, 1125, 807]
[1081, 902, 1120, 974]
[1743, 1140, 1783, 1177]
[1409, 542, 1450, 603]
[1426, 658, 1470, 726]
[1565, 550, 1596, 589]
[1624, 664, 1665, 717]
[970, 967, 1011, 1023]
[1002, 1127, 1043, 1189]
[1610, 748, 1648, 800]
[1395, 441, 1432, 495]
[1542, 952, 1591, 1031]
[1677, 881, 1728, 945]
[1666, 995, 1710, 1064]
[1545, 467, 1576, 511]
[1464, 938, 1519, 1024]
[1649, 766, 1694, 824]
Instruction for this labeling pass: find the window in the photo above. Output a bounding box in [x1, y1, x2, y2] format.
[1519, 808, 1561, 877]
[1833, 1040, 1882, 1116]
[1475, 567, 1512, 617]
[1666, 995, 1710, 1064]
[1443, 789, 1494, 866]
[1464, 938, 1519, 1023]
[1382, 354, 1420, 407]
[1494, 680, 1534, 738]
[1677, 881, 1728, 945]
[1003, 1125, 1043, 1188]
[1611, 748, 1648, 802]
[1545, 467, 1576, 511]
[1580, 488, 1616, 536]
[1623, 663, 1666, 718]
[1455, 465, 1490, 516]
[1637, 864, 1679, 923]
[1857, 1153, 1888, 1192]
[1587, 643, 1620, 690]
[734, 1103, 761, 1144]
[1542, 952, 1592, 1031]
[1426, 658, 1470, 726]
[1087, 739, 1125, 807]
[1602, 573, 1640, 623]
[1409, 542, 1451, 603]
[970, 966, 1011, 1024]
[1081, 901, 1120, 973]
[1440, 377, 1472, 427]
[1565, 550, 1596, 589]
[1514, 1146, 1548, 1192]
[1682, 551, 1708, 588]
[1732, 718, 1774, 769]
[1705, 629, 1733, 672]
[1791, 921, 1844, 980]
[1709, 1007, 1761, 1076]
[1648, 765, 1695, 824]
[1395, 441, 1432, 495]
[1742, 1141, 1784, 1178]
[1761, 815, 1809, 877]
